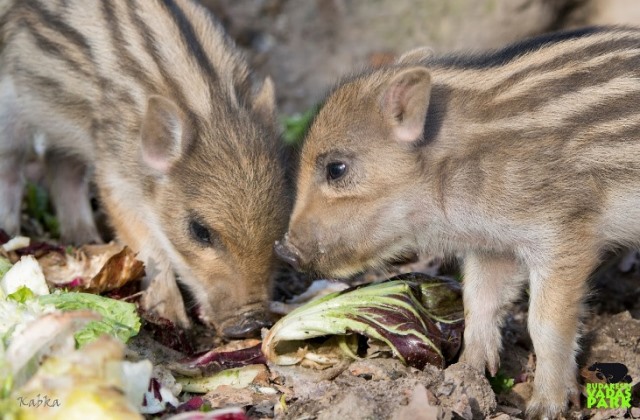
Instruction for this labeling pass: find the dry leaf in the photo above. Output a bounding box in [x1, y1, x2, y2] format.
[40, 242, 144, 293]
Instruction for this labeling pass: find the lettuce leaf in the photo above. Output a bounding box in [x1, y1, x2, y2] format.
[39, 292, 141, 347]
[0, 257, 11, 279]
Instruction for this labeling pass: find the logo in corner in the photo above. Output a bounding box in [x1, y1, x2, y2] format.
[585, 362, 633, 410]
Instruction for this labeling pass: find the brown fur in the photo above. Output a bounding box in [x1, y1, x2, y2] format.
[0, 0, 290, 334]
[279, 26, 640, 418]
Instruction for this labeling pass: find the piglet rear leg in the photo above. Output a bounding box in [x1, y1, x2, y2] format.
[45, 149, 102, 245]
[0, 148, 25, 237]
[0, 77, 27, 237]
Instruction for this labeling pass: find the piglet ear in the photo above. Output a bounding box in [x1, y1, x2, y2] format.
[395, 47, 434, 65]
[141, 96, 191, 173]
[380, 67, 432, 143]
[252, 77, 277, 128]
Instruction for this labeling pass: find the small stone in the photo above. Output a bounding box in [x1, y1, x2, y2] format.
[437, 382, 454, 397]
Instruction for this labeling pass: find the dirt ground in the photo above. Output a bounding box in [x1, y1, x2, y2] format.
[190, 1, 640, 419]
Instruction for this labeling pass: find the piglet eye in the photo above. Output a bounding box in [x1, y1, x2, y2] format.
[326, 161, 347, 181]
[189, 220, 213, 246]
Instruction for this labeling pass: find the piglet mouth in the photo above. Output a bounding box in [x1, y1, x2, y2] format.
[275, 232, 365, 276]
[275, 234, 358, 277]
[276, 234, 419, 278]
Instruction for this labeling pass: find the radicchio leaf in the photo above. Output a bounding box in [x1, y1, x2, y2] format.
[262, 273, 464, 370]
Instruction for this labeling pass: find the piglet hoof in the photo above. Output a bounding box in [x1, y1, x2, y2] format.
[459, 345, 500, 377]
[141, 287, 191, 329]
[525, 390, 567, 420]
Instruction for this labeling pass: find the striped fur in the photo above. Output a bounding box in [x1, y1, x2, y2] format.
[280, 26, 640, 418]
[0, 0, 290, 334]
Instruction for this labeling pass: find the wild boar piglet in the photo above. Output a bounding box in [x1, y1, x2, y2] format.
[0, 0, 290, 336]
[276, 26, 640, 418]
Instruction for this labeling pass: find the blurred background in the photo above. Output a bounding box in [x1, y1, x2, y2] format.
[202, 0, 640, 114]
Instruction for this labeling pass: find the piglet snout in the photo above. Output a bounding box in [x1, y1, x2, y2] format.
[274, 235, 303, 271]
[220, 308, 273, 339]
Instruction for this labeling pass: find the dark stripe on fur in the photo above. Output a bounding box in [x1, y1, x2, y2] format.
[17, 18, 92, 79]
[158, 0, 218, 82]
[22, 0, 92, 62]
[15, 66, 92, 113]
[125, 0, 190, 111]
[476, 56, 640, 121]
[427, 26, 609, 69]
[99, 1, 156, 93]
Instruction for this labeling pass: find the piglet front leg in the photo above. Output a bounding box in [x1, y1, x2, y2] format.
[460, 251, 528, 375]
[140, 259, 191, 329]
[128, 233, 191, 329]
[525, 239, 595, 419]
[99, 179, 190, 328]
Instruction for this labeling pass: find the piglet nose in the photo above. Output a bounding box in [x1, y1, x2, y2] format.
[274, 235, 302, 270]
[221, 309, 273, 339]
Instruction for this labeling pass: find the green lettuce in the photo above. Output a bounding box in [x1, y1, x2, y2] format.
[39, 292, 141, 347]
[0, 258, 11, 279]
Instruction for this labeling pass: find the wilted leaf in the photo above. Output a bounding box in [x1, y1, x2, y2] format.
[171, 343, 265, 377]
[40, 243, 144, 293]
[14, 241, 64, 259]
[270, 279, 350, 315]
[2, 236, 30, 252]
[166, 406, 248, 420]
[176, 364, 267, 394]
[141, 376, 180, 414]
[263, 273, 464, 370]
[6, 310, 100, 386]
[0, 257, 12, 279]
[139, 313, 195, 355]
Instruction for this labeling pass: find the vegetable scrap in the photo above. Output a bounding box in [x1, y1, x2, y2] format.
[263, 273, 464, 370]
[0, 231, 468, 419]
